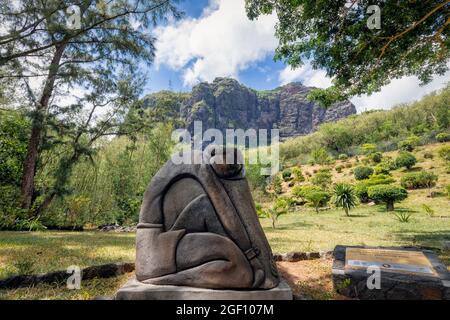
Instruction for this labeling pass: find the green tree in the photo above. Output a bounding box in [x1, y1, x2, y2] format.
[0, 1, 180, 212]
[303, 189, 331, 214]
[367, 185, 408, 211]
[353, 166, 374, 180]
[311, 168, 332, 189]
[333, 183, 358, 217]
[259, 197, 290, 229]
[246, 1, 450, 106]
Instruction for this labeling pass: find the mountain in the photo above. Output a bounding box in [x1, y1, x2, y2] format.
[144, 77, 356, 139]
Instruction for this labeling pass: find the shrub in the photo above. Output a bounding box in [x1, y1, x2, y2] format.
[311, 168, 332, 189]
[292, 185, 322, 199]
[436, 132, 450, 142]
[400, 172, 438, 190]
[270, 175, 283, 194]
[374, 163, 390, 175]
[367, 185, 408, 211]
[302, 189, 331, 213]
[335, 164, 344, 173]
[282, 169, 292, 182]
[338, 154, 349, 161]
[370, 152, 383, 163]
[345, 162, 353, 168]
[398, 135, 420, 151]
[311, 148, 331, 165]
[333, 183, 357, 216]
[291, 166, 305, 183]
[353, 166, 374, 180]
[361, 143, 377, 155]
[354, 174, 395, 203]
[438, 146, 450, 162]
[395, 151, 417, 170]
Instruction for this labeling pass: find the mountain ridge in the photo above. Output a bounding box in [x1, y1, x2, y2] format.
[144, 77, 357, 139]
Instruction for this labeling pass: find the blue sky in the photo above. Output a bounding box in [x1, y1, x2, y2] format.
[144, 0, 450, 112]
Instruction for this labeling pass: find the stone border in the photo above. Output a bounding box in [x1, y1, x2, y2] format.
[0, 262, 134, 290]
[273, 250, 333, 262]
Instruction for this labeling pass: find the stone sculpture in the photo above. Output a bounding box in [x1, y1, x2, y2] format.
[135, 147, 279, 289]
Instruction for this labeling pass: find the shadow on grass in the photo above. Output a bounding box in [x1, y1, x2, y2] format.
[392, 229, 450, 249]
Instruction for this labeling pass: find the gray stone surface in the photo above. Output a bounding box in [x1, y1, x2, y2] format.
[116, 278, 293, 300]
[135, 148, 280, 290]
[332, 245, 450, 300]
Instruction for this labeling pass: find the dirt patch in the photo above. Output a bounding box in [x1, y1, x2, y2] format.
[277, 258, 349, 300]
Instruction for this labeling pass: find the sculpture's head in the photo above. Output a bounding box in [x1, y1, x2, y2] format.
[207, 146, 244, 180]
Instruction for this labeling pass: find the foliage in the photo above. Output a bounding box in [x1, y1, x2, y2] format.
[398, 135, 420, 151]
[281, 168, 292, 181]
[436, 132, 450, 142]
[291, 166, 305, 184]
[400, 172, 438, 190]
[270, 175, 283, 195]
[300, 188, 331, 214]
[370, 152, 383, 164]
[353, 166, 374, 180]
[367, 185, 408, 211]
[280, 86, 450, 163]
[311, 148, 331, 165]
[361, 143, 377, 155]
[338, 154, 349, 161]
[332, 183, 357, 217]
[246, 1, 450, 106]
[258, 197, 291, 229]
[335, 165, 344, 173]
[422, 204, 435, 217]
[393, 210, 413, 223]
[354, 174, 395, 203]
[311, 168, 332, 189]
[438, 146, 450, 162]
[395, 151, 417, 170]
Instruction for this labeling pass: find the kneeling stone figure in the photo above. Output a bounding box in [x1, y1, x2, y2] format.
[136, 148, 280, 289]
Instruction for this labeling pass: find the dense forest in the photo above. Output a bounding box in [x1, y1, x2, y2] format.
[1, 84, 448, 230]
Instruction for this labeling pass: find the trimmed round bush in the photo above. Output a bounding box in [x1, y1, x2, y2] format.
[282, 168, 292, 181]
[436, 132, 450, 143]
[338, 154, 349, 161]
[367, 185, 408, 211]
[395, 151, 417, 170]
[370, 152, 383, 163]
[400, 171, 438, 189]
[335, 164, 344, 173]
[353, 166, 374, 180]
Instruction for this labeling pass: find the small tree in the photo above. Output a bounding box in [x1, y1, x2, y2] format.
[303, 190, 331, 214]
[367, 185, 408, 211]
[311, 168, 332, 189]
[311, 148, 330, 165]
[261, 197, 290, 229]
[333, 183, 357, 217]
[395, 151, 417, 170]
[291, 166, 305, 184]
[353, 166, 374, 180]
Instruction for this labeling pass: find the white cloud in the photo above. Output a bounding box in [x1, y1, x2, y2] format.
[279, 64, 333, 88]
[153, 0, 278, 86]
[351, 67, 450, 112]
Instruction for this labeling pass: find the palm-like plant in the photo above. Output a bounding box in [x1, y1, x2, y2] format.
[333, 183, 357, 216]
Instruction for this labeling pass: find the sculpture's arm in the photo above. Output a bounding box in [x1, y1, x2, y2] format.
[135, 223, 185, 281]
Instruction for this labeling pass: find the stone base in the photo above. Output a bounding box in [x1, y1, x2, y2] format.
[332, 245, 450, 300]
[115, 278, 293, 300]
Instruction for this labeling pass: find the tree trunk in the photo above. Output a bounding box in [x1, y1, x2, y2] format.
[345, 208, 349, 216]
[20, 44, 66, 210]
[386, 201, 394, 211]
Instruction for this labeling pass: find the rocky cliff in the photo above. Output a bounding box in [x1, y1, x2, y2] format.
[144, 78, 356, 139]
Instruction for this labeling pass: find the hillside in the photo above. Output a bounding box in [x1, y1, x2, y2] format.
[143, 77, 356, 139]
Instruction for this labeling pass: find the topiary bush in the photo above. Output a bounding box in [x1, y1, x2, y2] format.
[436, 132, 450, 142]
[367, 185, 408, 211]
[395, 151, 417, 170]
[282, 168, 292, 181]
[338, 154, 349, 161]
[398, 135, 420, 151]
[400, 171, 438, 190]
[335, 164, 344, 173]
[370, 152, 383, 163]
[354, 174, 395, 203]
[353, 166, 374, 180]
[311, 168, 332, 189]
